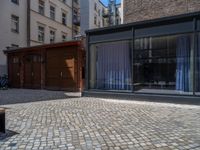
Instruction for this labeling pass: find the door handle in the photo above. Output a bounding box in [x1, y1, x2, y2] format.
[31, 72, 34, 76]
[60, 72, 63, 77]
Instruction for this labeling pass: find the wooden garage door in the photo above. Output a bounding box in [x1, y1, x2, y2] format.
[46, 49, 76, 91]
[9, 56, 20, 88]
[24, 55, 41, 89]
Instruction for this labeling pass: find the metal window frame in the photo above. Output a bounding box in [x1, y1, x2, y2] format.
[85, 12, 200, 98]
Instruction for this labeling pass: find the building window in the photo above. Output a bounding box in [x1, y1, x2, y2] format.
[62, 34, 67, 41]
[134, 34, 193, 95]
[196, 33, 200, 95]
[73, 9, 78, 19]
[94, 15, 97, 25]
[11, 44, 19, 48]
[102, 19, 105, 27]
[38, 26, 45, 42]
[11, 15, 19, 33]
[89, 41, 132, 91]
[11, 0, 19, 5]
[12, 57, 19, 64]
[62, 0, 66, 3]
[98, 9, 101, 16]
[50, 30, 55, 43]
[38, 0, 45, 15]
[94, 3, 97, 11]
[98, 21, 100, 27]
[50, 5, 55, 20]
[74, 0, 79, 4]
[62, 12, 67, 25]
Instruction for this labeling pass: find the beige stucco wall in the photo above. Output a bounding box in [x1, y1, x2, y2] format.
[0, 0, 27, 75]
[30, 0, 73, 46]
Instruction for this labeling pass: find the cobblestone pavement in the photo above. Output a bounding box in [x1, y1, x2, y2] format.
[0, 89, 81, 105]
[0, 90, 200, 150]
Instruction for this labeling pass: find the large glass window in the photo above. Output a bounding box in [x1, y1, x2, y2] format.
[134, 33, 194, 95]
[196, 33, 200, 95]
[89, 41, 132, 91]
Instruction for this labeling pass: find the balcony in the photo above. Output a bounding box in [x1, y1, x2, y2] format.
[102, 10, 109, 18]
[73, 15, 80, 26]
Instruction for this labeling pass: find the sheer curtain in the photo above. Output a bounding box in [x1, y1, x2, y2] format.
[96, 41, 131, 91]
[176, 35, 191, 92]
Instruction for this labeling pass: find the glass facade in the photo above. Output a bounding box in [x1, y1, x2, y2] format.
[134, 34, 194, 95]
[88, 18, 200, 97]
[89, 41, 132, 91]
[196, 33, 200, 95]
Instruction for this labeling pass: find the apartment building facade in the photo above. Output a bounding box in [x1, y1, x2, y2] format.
[80, 0, 123, 35]
[0, 0, 80, 76]
[123, 0, 200, 23]
[0, 0, 28, 75]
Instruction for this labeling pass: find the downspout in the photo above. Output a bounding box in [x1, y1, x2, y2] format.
[27, 0, 31, 46]
[72, 0, 74, 39]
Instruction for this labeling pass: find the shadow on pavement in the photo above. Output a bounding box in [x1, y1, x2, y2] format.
[0, 130, 19, 142]
[0, 89, 81, 105]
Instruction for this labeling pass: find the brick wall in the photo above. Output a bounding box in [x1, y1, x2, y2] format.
[124, 0, 200, 23]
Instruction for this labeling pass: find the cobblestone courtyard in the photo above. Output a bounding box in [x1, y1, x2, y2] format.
[0, 89, 200, 150]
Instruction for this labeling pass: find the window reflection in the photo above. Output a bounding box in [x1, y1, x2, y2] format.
[89, 41, 132, 91]
[134, 34, 193, 95]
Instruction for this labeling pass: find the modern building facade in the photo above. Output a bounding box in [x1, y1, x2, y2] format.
[123, 0, 200, 23]
[84, 11, 200, 102]
[0, 0, 80, 76]
[80, 0, 123, 35]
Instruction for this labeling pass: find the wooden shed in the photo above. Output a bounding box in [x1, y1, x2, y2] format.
[4, 40, 85, 92]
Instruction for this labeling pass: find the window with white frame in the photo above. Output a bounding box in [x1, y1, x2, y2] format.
[11, 15, 19, 33]
[62, 12, 67, 25]
[11, 0, 19, 5]
[94, 15, 97, 25]
[62, 33, 67, 41]
[74, 0, 79, 4]
[38, 26, 45, 42]
[98, 21, 100, 27]
[94, 3, 97, 11]
[38, 0, 45, 15]
[98, 9, 101, 16]
[50, 30, 55, 43]
[50, 5, 55, 20]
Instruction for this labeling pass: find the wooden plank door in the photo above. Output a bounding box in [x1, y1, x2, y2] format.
[24, 56, 32, 88]
[24, 55, 41, 89]
[32, 55, 41, 88]
[60, 51, 75, 90]
[9, 56, 20, 88]
[46, 50, 61, 90]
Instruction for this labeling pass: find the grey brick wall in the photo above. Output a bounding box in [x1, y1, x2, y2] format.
[124, 0, 200, 23]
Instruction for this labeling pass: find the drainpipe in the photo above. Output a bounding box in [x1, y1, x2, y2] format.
[72, 0, 74, 39]
[27, 0, 31, 46]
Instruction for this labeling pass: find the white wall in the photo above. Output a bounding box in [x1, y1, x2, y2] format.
[0, 0, 27, 75]
[89, 0, 107, 29]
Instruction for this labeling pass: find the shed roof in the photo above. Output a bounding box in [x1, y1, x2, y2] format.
[4, 40, 82, 54]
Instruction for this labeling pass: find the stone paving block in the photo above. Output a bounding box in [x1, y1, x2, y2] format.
[0, 89, 200, 149]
